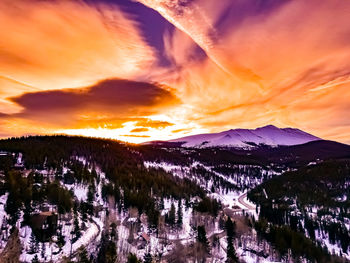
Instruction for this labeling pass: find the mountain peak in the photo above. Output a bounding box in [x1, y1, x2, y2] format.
[259, 124, 279, 129]
[168, 125, 321, 148]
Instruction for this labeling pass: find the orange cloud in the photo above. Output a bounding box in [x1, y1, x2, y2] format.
[135, 119, 174, 129]
[141, 0, 350, 143]
[0, 0, 155, 98]
[0, 0, 167, 140]
[130, 128, 149, 133]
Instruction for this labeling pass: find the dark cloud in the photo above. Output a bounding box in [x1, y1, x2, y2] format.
[11, 79, 178, 113]
[7, 79, 179, 128]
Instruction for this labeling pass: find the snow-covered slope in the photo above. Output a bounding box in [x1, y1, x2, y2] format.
[168, 125, 321, 148]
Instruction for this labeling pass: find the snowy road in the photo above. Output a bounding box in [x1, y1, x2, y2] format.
[223, 192, 256, 219]
[237, 192, 255, 211]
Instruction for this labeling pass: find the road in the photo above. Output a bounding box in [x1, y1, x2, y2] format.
[67, 217, 102, 260]
[237, 192, 256, 210]
[223, 192, 256, 218]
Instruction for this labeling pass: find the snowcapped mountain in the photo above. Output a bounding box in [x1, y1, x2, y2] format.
[168, 125, 321, 148]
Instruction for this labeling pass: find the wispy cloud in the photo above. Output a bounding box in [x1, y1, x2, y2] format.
[0, 0, 156, 96]
[139, 0, 350, 142]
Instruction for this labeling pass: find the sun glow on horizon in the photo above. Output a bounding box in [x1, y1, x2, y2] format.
[56, 115, 209, 144]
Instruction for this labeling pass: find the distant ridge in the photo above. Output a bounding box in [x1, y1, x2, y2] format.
[158, 125, 321, 148]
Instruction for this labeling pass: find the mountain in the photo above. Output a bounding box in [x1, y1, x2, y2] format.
[166, 125, 321, 148]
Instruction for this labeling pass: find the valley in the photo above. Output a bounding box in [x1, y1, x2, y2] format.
[0, 135, 348, 262]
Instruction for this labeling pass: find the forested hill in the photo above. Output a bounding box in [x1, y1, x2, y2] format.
[0, 135, 349, 262]
[138, 140, 350, 169]
[0, 135, 210, 206]
[248, 160, 350, 261]
[0, 135, 139, 171]
[0, 135, 227, 262]
[249, 160, 350, 208]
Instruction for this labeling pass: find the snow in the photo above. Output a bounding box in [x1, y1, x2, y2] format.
[315, 229, 350, 259]
[145, 160, 259, 218]
[16, 153, 23, 165]
[2, 144, 348, 262]
[144, 161, 189, 179]
[71, 218, 100, 252]
[66, 184, 88, 201]
[15, 157, 110, 262]
[0, 194, 8, 229]
[19, 226, 34, 262]
[169, 125, 320, 148]
[0, 194, 9, 252]
[19, 216, 102, 262]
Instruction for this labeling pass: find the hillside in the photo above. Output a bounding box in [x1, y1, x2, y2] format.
[248, 160, 350, 260]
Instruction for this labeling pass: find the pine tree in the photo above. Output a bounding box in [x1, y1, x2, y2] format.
[168, 203, 176, 226]
[80, 202, 88, 222]
[110, 222, 118, 242]
[77, 246, 91, 263]
[225, 217, 238, 263]
[143, 252, 152, 263]
[40, 242, 46, 260]
[23, 200, 33, 225]
[105, 240, 117, 263]
[5, 192, 21, 226]
[31, 255, 39, 263]
[1, 216, 8, 238]
[127, 253, 141, 263]
[73, 200, 79, 215]
[177, 200, 183, 227]
[185, 198, 190, 209]
[57, 227, 66, 249]
[213, 235, 219, 249]
[72, 215, 81, 243]
[97, 232, 117, 263]
[159, 199, 164, 210]
[29, 232, 38, 254]
[197, 225, 209, 252]
[87, 184, 95, 217]
[219, 215, 225, 230]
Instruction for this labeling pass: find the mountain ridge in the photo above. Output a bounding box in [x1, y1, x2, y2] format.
[152, 125, 321, 148]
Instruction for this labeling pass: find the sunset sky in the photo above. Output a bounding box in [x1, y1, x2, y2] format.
[1, 0, 350, 143]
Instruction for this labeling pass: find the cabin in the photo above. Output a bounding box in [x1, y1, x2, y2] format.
[31, 211, 57, 229]
[30, 211, 58, 242]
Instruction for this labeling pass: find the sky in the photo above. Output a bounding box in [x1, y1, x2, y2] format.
[1, 0, 350, 144]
